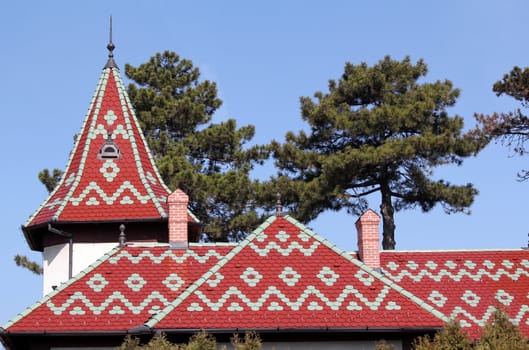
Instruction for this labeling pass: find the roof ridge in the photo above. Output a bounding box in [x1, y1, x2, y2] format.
[382, 248, 528, 253]
[148, 214, 449, 329]
[23, 60, 195, 239]
[145, 216, 278, 328]
[3, 245, 121, 330]
[283, 215, 450, 324]
[113, 70, 166, 217]
[118, 78, 172, 197]
[54, 69, 113, 220]
[24, 69, 110, 226]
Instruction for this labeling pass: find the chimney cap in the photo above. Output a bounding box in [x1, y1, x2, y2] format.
[355, 209, 380, 224]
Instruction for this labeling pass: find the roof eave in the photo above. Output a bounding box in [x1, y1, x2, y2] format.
[20, 224, 43, 252]
[25, 215, 201, 227]
[153, 326, 444, 334]
[2, 325, 443, 337]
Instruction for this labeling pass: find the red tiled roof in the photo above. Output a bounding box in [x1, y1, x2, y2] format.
[24, 66, 196, 229]
[4, 216, 446, 335]
[381, 250, 529, 339]
[6, 216, 529, 339]
[152, 216, 444, 331]
[6, 245, 232, 332]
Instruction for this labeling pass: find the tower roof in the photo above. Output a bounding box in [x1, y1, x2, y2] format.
[23, 39, 197, 249]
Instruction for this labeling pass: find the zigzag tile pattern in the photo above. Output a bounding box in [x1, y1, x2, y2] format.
[381, 250, 529, 338]
[8, 245, 230, 332]
[25, 67, 190, 226]
[154, 217, 443, 330]
[10, 215, 529, 338]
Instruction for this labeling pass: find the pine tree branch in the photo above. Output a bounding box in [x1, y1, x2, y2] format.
[14, 255, 43, 275]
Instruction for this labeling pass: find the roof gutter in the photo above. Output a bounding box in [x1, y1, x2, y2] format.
[0, 327, 16, 350]
[1, 328, 139, 337]
[0, 325, 444, 348]
[153, 326, 443, 334]
[1, 325, 442, 337]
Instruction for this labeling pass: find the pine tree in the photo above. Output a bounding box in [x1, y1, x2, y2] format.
[475, 309, 529, 350]
[474, 66, 529, 180]
[125, 51, 269, 241]
[271, 56, 486, 249]
[375, 340, 395, 350]
[116, 331, 262, 350]
[413, 309, 529, 350]
[413, 321, 472, 350]
[38, 168, 63, 193]
[231, 332, 262, 350]
[13, 255, 42, 275]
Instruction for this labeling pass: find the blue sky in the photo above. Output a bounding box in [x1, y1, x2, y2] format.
[1, 0, 529, 328]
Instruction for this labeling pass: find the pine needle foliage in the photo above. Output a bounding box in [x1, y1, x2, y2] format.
[375, 339, 395, 350]
[116, 331, 262, 350]
[37, 51, 269, 242]
[272, 56, 487, 249]
[475, 309, 529, 350]
[474, 66, 529, 181]
[413, 321, 472, 350]
[13, 254, 42, 275]
[413, 309, 529, 350]
[231, 331, 262, 350]
[125, 51, 270, 241]
[184, 331, 216, 350]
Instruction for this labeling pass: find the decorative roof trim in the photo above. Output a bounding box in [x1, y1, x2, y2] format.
[289, 216, 449, 321]
[282, 215, 450, 324]
[145, 216, 277, 328]
[3, 245, 121, 330]
[120, 77, 172, 195]
[54, 70, 111, 220]
[146, 215, 449, 329]
[187, 208, 200, 223]
[114, 69, 166, 217]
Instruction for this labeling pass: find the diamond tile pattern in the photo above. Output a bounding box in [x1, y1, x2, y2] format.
[7, 217, 529, 339]
[381, 250, 529, 338]
[25, 67, 195, 227]
[7, 245, 231, 332]
[152, 217, 444, 330]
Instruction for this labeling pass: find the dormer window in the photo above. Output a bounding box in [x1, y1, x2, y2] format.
[98, 134, 122, 159]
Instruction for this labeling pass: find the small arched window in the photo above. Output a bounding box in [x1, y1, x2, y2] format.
[98, 136, 122, 159]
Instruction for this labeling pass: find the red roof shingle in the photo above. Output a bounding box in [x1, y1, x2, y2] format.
[7, 245, 232, 332]
[25, 67, 196, 229]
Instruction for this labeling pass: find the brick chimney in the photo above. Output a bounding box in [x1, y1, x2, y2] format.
[168, 189, 189, 249]
[356, 209, 381, 268]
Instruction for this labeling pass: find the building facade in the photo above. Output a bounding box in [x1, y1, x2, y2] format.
[2, 36, 529, 350]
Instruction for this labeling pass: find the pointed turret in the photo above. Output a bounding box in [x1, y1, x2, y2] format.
[22, 23, 200, 292]
[22, 27, 199, 293]
[25, 62, 172, 230]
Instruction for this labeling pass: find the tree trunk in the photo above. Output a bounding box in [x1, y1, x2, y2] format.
[380, 180, 396, 250]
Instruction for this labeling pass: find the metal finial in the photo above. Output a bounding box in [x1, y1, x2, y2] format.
[119, 224, 127, 247]
[104, 15, 118, 69]
[275, 192, 284, 217]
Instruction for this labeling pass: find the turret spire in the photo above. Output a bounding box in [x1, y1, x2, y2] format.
[104, 15, 118, 69]
[23, 23, 198, 252]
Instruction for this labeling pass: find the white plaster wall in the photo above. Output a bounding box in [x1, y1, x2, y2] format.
[43, 242, 116, 295]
